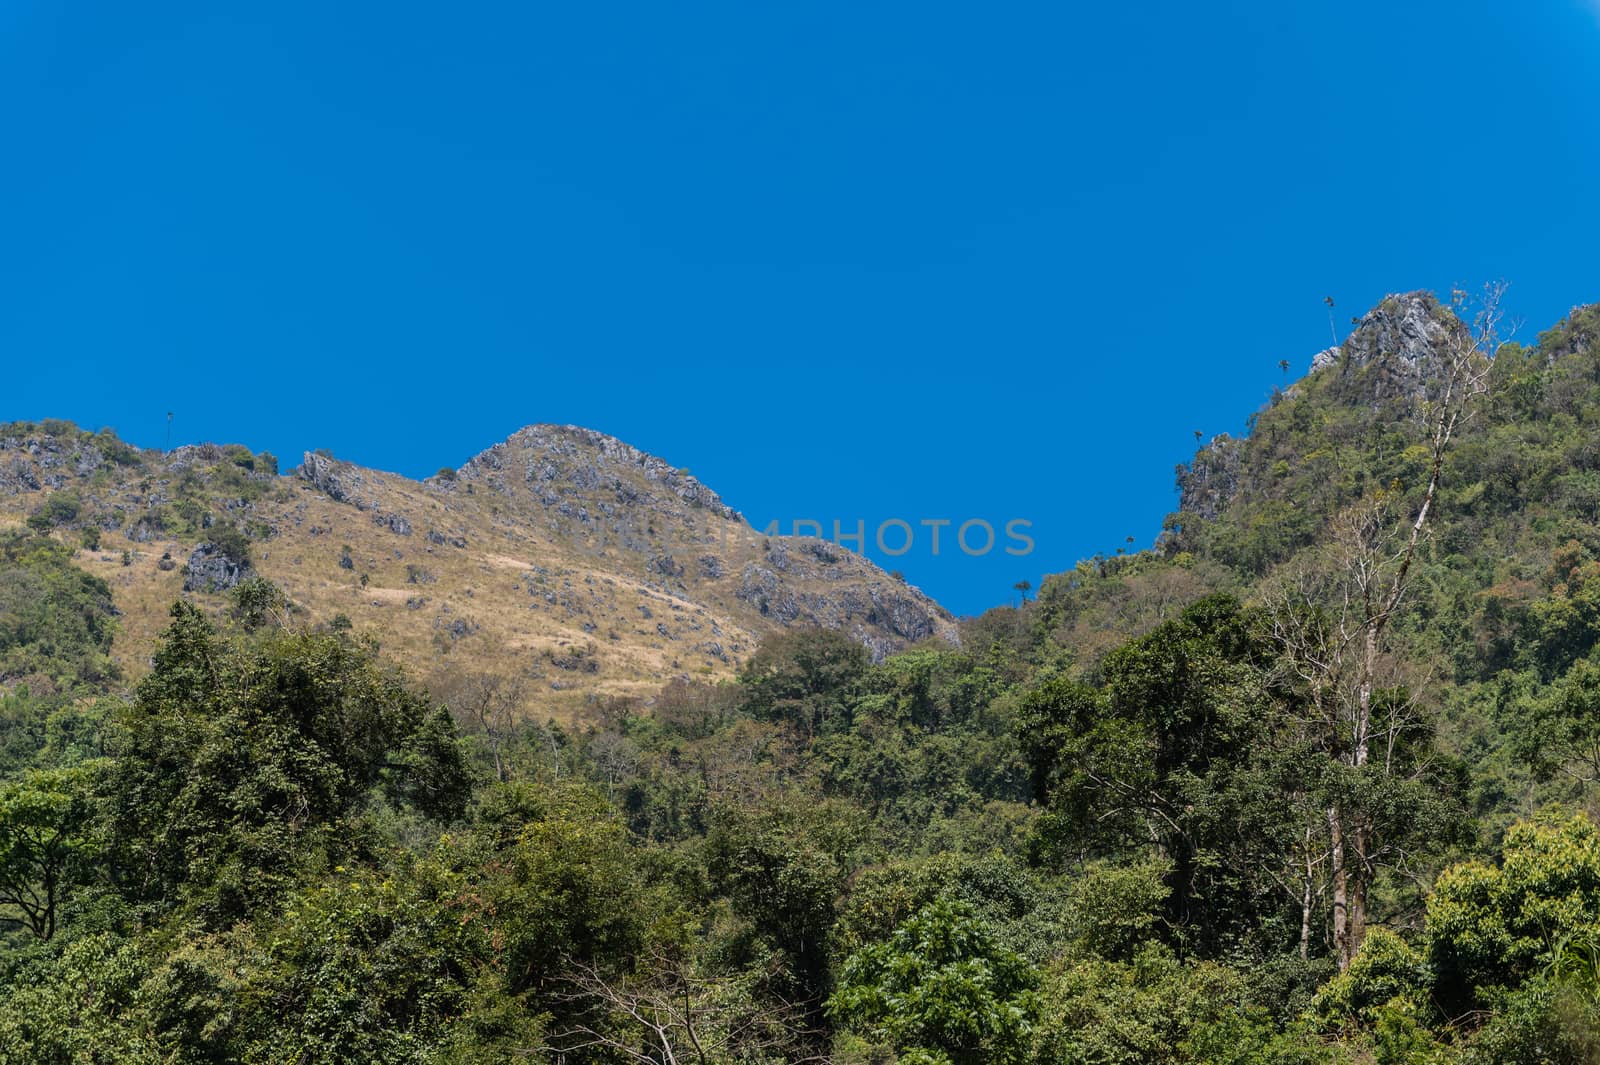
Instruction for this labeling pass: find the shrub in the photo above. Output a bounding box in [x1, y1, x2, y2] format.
[1313, 927, 1428, 1025]
[206, 525, 252, 568]
[221, 444, 255, 471]
[26, 492, 81, 531]
[829, 897, 1036, 1065]
[1429, 809, 1600, 1012]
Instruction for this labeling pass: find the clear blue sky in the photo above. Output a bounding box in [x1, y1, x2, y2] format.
[5, 2, 1599, 616]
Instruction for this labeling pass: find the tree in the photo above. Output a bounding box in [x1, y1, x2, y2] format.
[429, 664, 527, 782]
[543, 948, 824, 1065]
[475, 782, 649, 999]
[1013, 580, 1032, 605]
[0, 528, 119, 691]
[107, 602, 470, 918]
[829, 897, 1036, 1065]
[704, 796, 862, 1011]
[232, 861, 493, 1064]
[230, 575, 288, 631]
[1264, 284, 1500, 969]
[1510, 654, 1600, 784]
[739, 629, 868, 740]
[1018, 595, 1303, 957]
[1428, 808, 1600, 1014]
[0, 764, 102, 940]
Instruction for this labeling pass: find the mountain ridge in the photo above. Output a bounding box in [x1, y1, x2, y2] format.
[0, 420, 956, 715]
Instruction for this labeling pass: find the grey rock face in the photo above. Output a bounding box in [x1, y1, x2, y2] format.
[182, 542, 251, 592]
[868, 588, 940, 643]
[1309, 346, 1341, 372]
[1315, 291, 1474, 411]
[1177, 434, 1245, 520]
[127, 518, 164, 543]
[736, 565, 803, 622]
[1342, 292, 1456, 373]
[375, 512, 412, 536]
[734, 561, 947, 661]
[1176, 293, 1473, 522]
[297, 452, 367, 507]
[0, 428, 98, 496]
[299, 450, 413, 535]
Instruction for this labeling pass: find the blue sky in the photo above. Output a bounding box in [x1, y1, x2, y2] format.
[4, 1, 1599, 616]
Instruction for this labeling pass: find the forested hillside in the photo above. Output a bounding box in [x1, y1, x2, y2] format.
[8, 288, 1600, 1062]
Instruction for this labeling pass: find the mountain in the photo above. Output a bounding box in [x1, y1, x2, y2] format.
[0, 422, 955, 712]
[14, 292, 1600, 1061]
[996, 289, 1600, 707]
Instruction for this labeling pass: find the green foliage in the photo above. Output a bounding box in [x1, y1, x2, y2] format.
[1019, 595, 1303, 957]
[829, 897, 1037, 1065]
[475, 781, 650, 996]
[1313, 928, 1428, 1026]
[0, 763, 104, 940]
[706, 794, 861, 1002]
[220, 443, 255, 470]
[835, 851, 1061, 965]
[1031, 944, 1338, 1065]
[231, 861, 492, 1063]
[1457, 976, 1600, 1065]
[0, 528, 119, 691]
[25, 491, 81, 532]
[106, 603, 470, 921]
[204, 522, 252, 566]
[740, 627, 869, 737]
[1428, 808, 1600, 1011]
[1510, 651, 1600, 782]
[1061, 856, 1173, 962]
[0, 932, 160, 1063]
[229, 575, 286, 631]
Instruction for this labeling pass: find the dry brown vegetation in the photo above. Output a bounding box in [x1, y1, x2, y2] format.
[0, 422, 955, 723]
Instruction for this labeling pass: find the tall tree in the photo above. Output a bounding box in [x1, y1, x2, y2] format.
[1264, 284, 1500, 968]
[0, 764, 101, 940]
[1018, 595, 1304, 957]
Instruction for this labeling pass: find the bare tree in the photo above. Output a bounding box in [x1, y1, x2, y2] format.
[587, 730, 640, 801]
[430, 667, 527, 782]
[1264, 283, 1502, 969]
[538, 949, 827, 1065]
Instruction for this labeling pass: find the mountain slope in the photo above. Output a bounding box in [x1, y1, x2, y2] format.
[1008, 291, 1600, 689]
[0, 422, 955, 715]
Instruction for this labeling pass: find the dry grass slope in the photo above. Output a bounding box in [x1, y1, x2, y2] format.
[0, 421, 956, 721]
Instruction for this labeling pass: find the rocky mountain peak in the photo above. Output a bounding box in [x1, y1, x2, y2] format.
[451, 423, 743, 524]
[1311, 291, 1472, 407]
[1536, 302, 1600, 364]
[1178, 291, 1474, 521]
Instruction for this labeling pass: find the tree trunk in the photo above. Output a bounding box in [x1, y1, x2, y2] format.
[1349, 818, 1369, 957]
[1299, 825, 1315, 961]
[1329, 803, 1351, 970]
